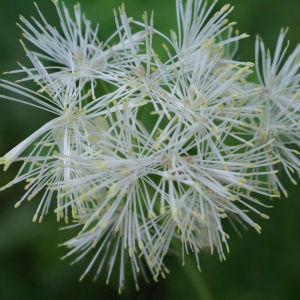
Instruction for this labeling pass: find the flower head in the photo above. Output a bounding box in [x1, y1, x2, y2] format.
[8, 1, 145, 99]
[240, 28, 300, 196]
[0, 0, 298, 292]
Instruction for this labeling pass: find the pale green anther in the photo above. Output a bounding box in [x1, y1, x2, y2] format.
[148, 210, 157, 218]
[238, 177, 248, 183]
[254, 223, 262, 234]
[240, 33, 250, 38]
[57, 193, 66, 199]
[32, 214, 38, 222]
[266, 138, 275, 145]
[171, 30, 177, 41]
[28, 191, 38, 201]
[228, 195, 239, 201]
[191, 210, 198, 217]
[151, 10, 154, 19]
[19, 15, 26, 23]
[291, 178, 297, 185]
[1, 155, 12, 171]
[226, 244, 230, 253]
[171, 207, 178, 219]
[248, 186, 254, 193]
[128, 248, 133, 257]
[270, 194, 280, 198]
[244, 162, 254, 168]
[293, 92, 300, 100]
[162, 42, 169, 51]
[273, 159, 281, 164]
[92, 239, 98, 248]
[54, 206, 63, 213]
[214, 67, 222, 74]
[212, 125, 219, 133]
[216, 207, 225, 213]
[236, 66, 249, 76]
[79, 274, 85, 282]
[221, 4, 230, 12]
[82, 220, 91, 231]
[119, 3, 125, 14]
[100, 220, 107, 228]
[213, 11, 220, 18]
[142, 11, 148, 24]
[221, 234, 227, 242]
[221, 19, 228, 25]
[0, 183, 13, 191]
[89, 226, 96, 235]
[138, 241, 144, 251]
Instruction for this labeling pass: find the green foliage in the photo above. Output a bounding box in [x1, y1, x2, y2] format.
[0, 0, 300, 299]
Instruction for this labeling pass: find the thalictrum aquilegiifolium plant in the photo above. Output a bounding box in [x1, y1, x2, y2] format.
[1, 0, 300, 294]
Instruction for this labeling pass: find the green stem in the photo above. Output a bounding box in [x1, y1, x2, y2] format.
[174, 241, 214, 300]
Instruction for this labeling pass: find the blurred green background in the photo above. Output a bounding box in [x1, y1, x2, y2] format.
[0, 0, 300, 299]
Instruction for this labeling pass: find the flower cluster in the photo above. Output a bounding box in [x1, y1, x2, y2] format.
[1, 0, 300, 292]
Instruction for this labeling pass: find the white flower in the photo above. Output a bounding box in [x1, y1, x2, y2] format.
[6, 1, 145, 99]
[241, 28, 300, 196]
[160, 1, 250, 75]
[1, 0, 297, 292]
[52, 104, 169, 290]
[142, 122, 277, 270]
[0, 76, 99, 221]
[54, 63, 277, 283]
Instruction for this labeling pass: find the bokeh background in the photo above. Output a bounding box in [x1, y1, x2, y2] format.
[0, 0, 300, 299]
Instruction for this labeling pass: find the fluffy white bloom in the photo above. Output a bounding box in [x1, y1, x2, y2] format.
[0, 78, 92, 220]
[0, 0, 298, 293]
[160, 1, 250, 75]
[6, 1, 145, 99]
[240, 29, 300, 197]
